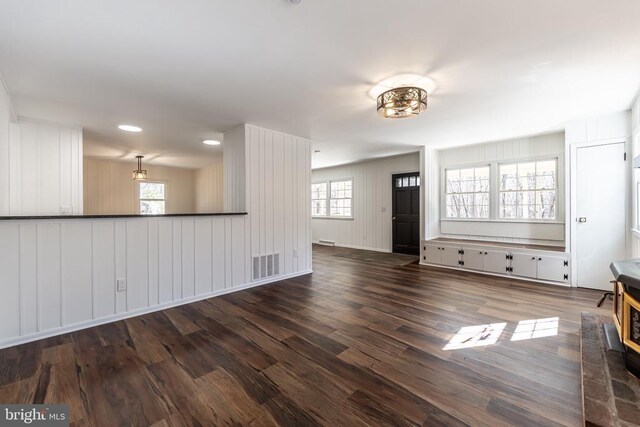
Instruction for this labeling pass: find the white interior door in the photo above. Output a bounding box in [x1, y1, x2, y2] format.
[576, 142, 626, 290]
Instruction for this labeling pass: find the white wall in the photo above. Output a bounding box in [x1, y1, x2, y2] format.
[0, 123, 312, 348]
[84, 158, 197, 215]
[0, 79, 11, 215]
[632, 96, 640, 257]
[437, 132, 566, 245]
[312, 153, 420, 252]
[5, 119, 83, 216]
[223, 125, 246, 212]
[194, 162, 224, 213]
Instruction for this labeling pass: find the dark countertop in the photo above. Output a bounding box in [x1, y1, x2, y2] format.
[0, 212, 248, 220]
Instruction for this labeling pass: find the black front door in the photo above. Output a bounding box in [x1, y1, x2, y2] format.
[392, 172, 420, 255]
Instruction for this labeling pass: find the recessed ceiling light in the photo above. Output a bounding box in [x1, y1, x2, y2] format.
[203, 140, 221, 146]
[118, 124, 142, 132]
[368, 74, 437, 100]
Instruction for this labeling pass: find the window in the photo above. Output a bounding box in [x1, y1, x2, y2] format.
[139, 182, 166, 215]
[311, 179, 353, 218]
[445, 166, 490, 218]
[395, 175, 420, 187]
[311, 182, 327, 216]
[499, 160, 557, 219]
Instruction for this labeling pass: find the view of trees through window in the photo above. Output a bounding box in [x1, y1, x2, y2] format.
[445, 166, 490, 218]
[139, 182, 166, 215]
[499, 160, 556, 219]
[311, 179, 353, 218]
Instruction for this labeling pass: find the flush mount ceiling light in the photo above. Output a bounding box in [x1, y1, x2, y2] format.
[118, 124, 142, 132]
[203, 139, 221, 146]
[369, 74, 435, 119]
[377, 86, 428, 118]
[132, 155, 147, 181]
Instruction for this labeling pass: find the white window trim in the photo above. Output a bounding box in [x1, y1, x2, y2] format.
[137, 180, 168, 215]
[442, 163, 491, 220]
[312, 177, 354, 220]
[440, 155, 563, 224]
[497, 158, 559, 222]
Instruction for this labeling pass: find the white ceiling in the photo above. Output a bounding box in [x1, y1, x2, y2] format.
[1, 0, 639, 169]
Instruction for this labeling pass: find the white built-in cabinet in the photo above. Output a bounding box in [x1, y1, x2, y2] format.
[424, 244, 460, 267]
[422, 241, 569, 285]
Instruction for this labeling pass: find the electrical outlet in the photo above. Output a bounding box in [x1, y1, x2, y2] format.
[116, 279, 127, 292]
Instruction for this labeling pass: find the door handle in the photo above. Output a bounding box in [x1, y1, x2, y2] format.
[577, 217, 587, 223]
[392, 217, 397, 220]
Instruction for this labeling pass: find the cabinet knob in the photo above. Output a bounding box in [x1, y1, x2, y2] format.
[538, 257, 542, 261]
[531, 257, 536, 260]
[484, 252, 488, 255]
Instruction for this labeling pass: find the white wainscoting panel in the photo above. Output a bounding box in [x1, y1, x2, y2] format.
[0, 214, 310, 348]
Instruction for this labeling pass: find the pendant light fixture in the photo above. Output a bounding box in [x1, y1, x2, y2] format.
[132, 155, 148, 181]
[377, 86, 428, 118]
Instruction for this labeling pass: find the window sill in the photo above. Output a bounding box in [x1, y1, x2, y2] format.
[441, 219, 564, 225]
[312, 216, 354, 221]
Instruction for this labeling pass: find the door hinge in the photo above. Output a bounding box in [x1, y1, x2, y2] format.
[506, 266, 513, 272]
[505, 254, 513, 260]
[564, 274, 569, 280]
[563, 260, 568, 267]
[458, 249, 464, 255]
[624, 152, 627, 161]
[458, 260, 465, 266]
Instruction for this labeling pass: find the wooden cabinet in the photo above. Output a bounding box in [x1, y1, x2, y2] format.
[423, 244, 460, 267]
[484, 250, 510, 274]
[422, 240, 569, 285]
[511, 252, 538, 279]
[511, 252, 569, 283]
[461, 247, 509, 274]
[463, 249, 485, 271]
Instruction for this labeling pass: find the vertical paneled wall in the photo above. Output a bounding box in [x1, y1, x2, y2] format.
[311, 153, 420, 252]
[194, 162, 224, 213]
[631, 95, 640, 257]
[0, 216, 249, 347]
[0, 81, 11, 215]
[6, 119, 83, 216]
[245, 124, 313, 276]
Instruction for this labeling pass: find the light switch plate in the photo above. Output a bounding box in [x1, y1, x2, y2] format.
[116, 279, 127, 292]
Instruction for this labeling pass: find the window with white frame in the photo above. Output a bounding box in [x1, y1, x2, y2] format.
[498, 159, 557, 219]
[445, 166, 490, 218]
[139, 182, 166, 215]
[311, 182, 327, 216]
[311, 179, 353, 218]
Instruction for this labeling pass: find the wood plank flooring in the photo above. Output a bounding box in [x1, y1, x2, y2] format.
[0, 244, 609, 426]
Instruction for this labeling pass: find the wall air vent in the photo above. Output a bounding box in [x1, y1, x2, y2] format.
[252, 253, 281, 281]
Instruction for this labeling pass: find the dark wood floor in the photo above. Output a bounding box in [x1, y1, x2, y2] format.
[0, 244, 609, 426]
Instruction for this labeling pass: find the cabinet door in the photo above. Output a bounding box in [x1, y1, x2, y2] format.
[424, 245, 442, 264]
[484, 250, 509, 275]
[462, 248, 484, 271]
[441, 245, 461, 267]
[511, 252, 538, 279]
[537, 255, 569, 283]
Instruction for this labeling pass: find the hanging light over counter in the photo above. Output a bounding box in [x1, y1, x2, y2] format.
[132, 155, 148, 181]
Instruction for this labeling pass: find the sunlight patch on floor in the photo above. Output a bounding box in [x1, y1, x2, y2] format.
[443, 323, 507, 350]
[510, 317, 559, 341]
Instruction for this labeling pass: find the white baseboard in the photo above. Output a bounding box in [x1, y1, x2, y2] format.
[0, 269, 313, 350]
[313, 241, 391, 253]
[418, 261, 570, 287]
